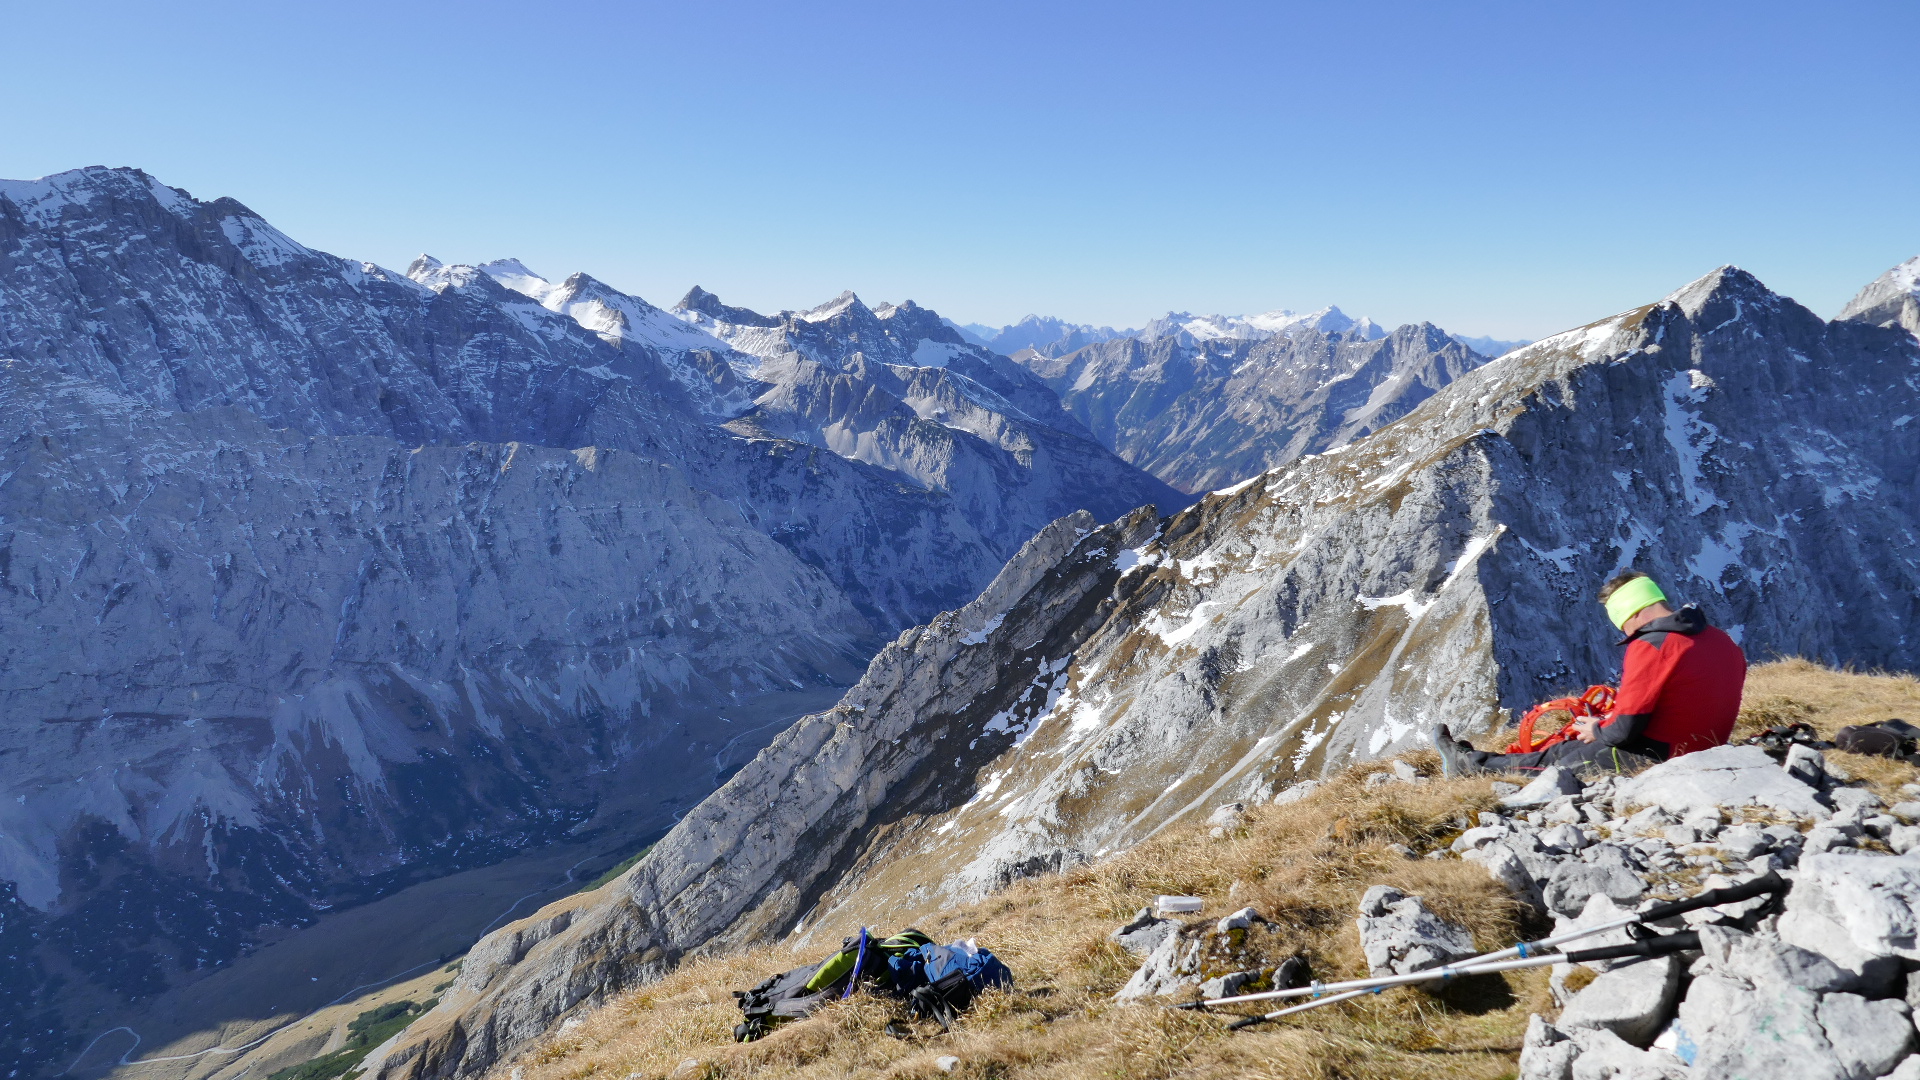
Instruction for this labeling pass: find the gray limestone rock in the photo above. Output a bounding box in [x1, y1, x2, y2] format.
[1197, 969, 1258, 999]
[1779, 853, 1920, 989]
[1564, 1027, 1688, 1080]
[1556, 954, 1683, 1046]
[1695, 925, 1863, 994]
[1544, 846, 1645, 918]
[1272, 780, 1322, 806]
[1615, 745, 1828, 819]
[1111, 909, 1178, 957]
[1717, 824, 1773, 860]
[1216, 906, 1261, 933]
[1504, 768, 1584, 809]
[1115, 924, 1202, 999]
[1355, 887, 1476, 977]
[1520, 1015, 1578, 1080]
[1886, 1057, 1920, 1080]
[1787, 743, 1831, 788]
[1818, 993, 1914, 1080]
[1464, 840, 1545, 910]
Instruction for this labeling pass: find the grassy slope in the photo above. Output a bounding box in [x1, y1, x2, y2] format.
[477, 661, 1920, 1080]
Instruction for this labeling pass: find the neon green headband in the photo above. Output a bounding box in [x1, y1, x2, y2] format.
[1605, 576, 1667, 630]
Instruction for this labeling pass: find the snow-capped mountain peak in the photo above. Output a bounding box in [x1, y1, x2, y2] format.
[1140, 305, 1385, 344]
[1840, 254, 1920, 340]
[799, 289, 867, 322]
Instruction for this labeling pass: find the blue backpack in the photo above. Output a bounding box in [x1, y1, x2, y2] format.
[886, 941, 1014, 1029]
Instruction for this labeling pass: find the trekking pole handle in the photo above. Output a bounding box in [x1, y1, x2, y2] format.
[1563, 931, 1700, 965]
[1635, 872, 1786, 924]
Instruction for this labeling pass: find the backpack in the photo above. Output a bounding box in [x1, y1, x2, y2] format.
[1834, 719, 1920, 762]
[731, 929, 936, 1042]
[885, 940, 1015, 1031]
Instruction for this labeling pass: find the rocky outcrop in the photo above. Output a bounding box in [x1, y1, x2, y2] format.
[1013, 321, 1488, 491]
[370, 260, 1920, 1079]
[1489, 747, 1920, 1080]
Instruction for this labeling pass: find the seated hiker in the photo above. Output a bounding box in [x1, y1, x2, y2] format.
[1429, 570, 1747, 776]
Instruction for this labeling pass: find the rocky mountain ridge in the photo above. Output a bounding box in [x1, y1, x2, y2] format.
[0, 166, 1173, 1076]
[1013, 320, 1490, 491]
[368, 258, 1920, 1080]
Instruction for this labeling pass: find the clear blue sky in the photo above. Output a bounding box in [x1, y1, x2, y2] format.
[3, 1, 1915, 339]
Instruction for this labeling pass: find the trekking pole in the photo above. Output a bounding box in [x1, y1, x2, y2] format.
[1225, 931, 1702, 1030]
[1176, 871, 1783, 1013]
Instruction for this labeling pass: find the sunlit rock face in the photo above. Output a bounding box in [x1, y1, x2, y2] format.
[0, 166, 1176, 1064]
[374, 262, 1920, 1080]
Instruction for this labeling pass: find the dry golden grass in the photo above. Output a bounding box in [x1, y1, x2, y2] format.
[489, 661, 1917, 1080]
[493, 757, 1547, 1080]
[1737, 658, 1920, 802]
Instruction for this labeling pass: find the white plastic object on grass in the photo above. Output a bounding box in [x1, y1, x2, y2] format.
[1156, 895, 1204, 915]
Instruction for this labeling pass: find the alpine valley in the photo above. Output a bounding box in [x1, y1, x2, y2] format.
[2, 167, 1917, 1080]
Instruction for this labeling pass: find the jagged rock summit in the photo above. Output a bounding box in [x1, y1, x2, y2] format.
[368, 260, 1920, 1080]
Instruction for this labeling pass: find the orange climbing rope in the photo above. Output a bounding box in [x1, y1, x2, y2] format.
[1505, 685, 1617, 754]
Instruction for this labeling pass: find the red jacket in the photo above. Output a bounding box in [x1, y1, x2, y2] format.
[1595, 606, 1747, 758]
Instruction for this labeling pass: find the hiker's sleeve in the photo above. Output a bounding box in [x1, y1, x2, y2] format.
[1596, 638, 1668, 746]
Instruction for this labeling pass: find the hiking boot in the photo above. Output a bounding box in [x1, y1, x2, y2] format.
[1428, 725, 1486, 778]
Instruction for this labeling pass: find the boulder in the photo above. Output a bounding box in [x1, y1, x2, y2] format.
[1355, 887, 1476, 977]
[1779, 853, 1920, 988]
[1519, 1015, 1578, 1080]
[1463, 840, 1545, 909]
[1541, 823, 1591, 853]
[1717, 823, 1772, 860]
[1565, 1027, 1688, 1080]
[1503, 767, 1584, 809]
[1695, 924, 1863, 994]
[1786, 743, 1829, 788]
[1818, 993, 1914, 1080]
[1197, 969, 1257, 999]
[1114, 925, 1201, 998]
[1553, 894, 1641, 968]
[1272, 780, 1322, 806]
[1831, 788, 1885, 816]
[1887, 1057, 1920, 1080]
[1680, 976, 1844, 1080]
[1207, 802, 1248, 829]
[1544, 846, 1645, 918]
[1215, 906, 1260, 933]
[1111, 908, 1178, 957]
[1556, 954, 1683, 1046]
[1452, 824, 1511, 852]
[1615, 744, 1828, 819]
[1391, 760, 1422, 782]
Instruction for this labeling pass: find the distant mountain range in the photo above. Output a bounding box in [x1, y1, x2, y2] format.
[954, 309, 1529, 361]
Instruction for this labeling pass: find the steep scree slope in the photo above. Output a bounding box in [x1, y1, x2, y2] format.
[368, 262, 1920, 1080]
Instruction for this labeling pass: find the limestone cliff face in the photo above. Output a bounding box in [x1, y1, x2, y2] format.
[372, 263, 1920, 1080]
[0, 166, 1177, 1067]
[0, 363, 867, 979]
[1014, 322, 1488, 492]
